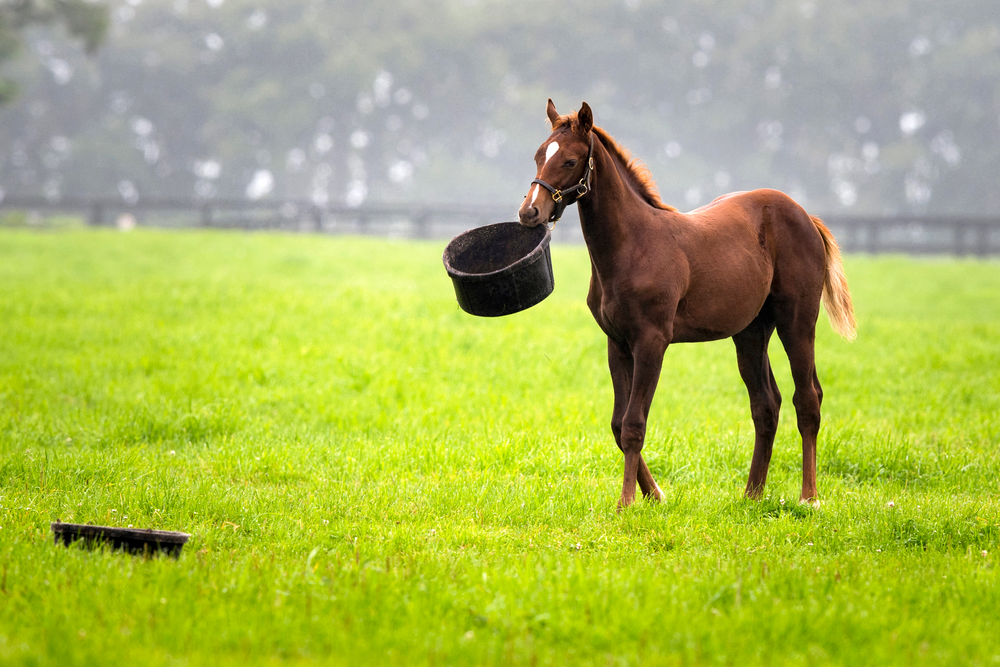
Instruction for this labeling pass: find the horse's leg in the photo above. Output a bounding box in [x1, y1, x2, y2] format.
[732, 310, 781, 499]
[618, 334, 668, 510]
[775, 302, 824, 506]
[607, 338, 630, 454]
[637, 456, 663, 501]
[608, 340, 664, 501]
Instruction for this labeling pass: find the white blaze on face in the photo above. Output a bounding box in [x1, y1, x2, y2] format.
[527, 142, 561, 210]
[544, 141, 560, 165]
[530, 142, 560, 207]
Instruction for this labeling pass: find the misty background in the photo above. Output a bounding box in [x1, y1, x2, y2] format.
[1, 0, 998, 217]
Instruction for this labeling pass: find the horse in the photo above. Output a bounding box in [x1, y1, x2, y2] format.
[517, 100, 856, 509]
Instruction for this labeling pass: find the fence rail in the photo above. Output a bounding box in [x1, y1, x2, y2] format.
[2, 195, 999, 255]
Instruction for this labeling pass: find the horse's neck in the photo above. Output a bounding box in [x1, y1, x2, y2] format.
[577, 138, 656, 270]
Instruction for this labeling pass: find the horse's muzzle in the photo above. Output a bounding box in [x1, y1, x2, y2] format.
[517, 201, 544, 227]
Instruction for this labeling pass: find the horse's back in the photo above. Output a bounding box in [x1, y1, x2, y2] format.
[665, 189, 826, 340]
[685, 189, 825, 279]
[685, 190, 751, 215]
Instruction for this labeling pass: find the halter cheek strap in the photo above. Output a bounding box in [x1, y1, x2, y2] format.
[530, 134, 595, 226]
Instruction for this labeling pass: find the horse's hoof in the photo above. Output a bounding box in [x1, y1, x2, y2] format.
[640, 484, 664, 502]
[800, 497, 822, 509]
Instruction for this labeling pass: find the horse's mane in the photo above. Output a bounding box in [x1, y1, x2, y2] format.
[552, 112, 678, 212]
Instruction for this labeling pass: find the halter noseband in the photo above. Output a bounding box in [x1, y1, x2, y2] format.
[531, 134, 595, 227]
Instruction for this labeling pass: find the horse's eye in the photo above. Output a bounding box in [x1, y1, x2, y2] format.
[564, 159, 578, 169]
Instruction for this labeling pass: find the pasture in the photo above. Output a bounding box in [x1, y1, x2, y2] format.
[1, 228, 998, 666]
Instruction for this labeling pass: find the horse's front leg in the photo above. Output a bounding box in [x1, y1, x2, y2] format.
[618, 334, 668, 510]
[608, 339, 664, 503]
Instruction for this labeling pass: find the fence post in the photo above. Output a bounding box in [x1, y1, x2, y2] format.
[414, 210, 431, 239]
[866, 220, 877, 254]
[953, 222, 966, 256]
[844, 220, 858, 253]
[88, 201, 104, 226]
[310, 205, 323, 232]
[975, 223, 989, 258]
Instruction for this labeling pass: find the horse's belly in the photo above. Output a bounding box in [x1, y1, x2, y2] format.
[671, 266, 772, 343]
[671, 310, 760, 343]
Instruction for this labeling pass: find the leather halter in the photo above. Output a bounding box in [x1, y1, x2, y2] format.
[530, 134, 595, 227]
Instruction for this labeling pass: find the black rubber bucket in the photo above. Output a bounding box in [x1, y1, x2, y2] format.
[443, 222, 554, 317]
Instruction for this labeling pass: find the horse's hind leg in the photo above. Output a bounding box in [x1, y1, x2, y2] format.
[774, 301, 824, 506]
[733, 309, 781, 499]
[636, 457, 662, 501]
[608, 339, 663, 502]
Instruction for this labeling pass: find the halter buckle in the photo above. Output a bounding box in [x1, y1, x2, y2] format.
[552, 190, 563, 203]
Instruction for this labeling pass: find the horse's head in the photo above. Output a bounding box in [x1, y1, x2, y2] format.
[518, 99, 595, 228]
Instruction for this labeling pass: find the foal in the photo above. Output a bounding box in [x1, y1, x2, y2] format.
[518, 100, 855, 508]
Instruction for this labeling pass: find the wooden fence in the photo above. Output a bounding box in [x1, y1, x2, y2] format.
[2, 195, 999, 255]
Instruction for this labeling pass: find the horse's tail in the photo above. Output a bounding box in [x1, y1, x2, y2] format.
[811, 216, 857, 340]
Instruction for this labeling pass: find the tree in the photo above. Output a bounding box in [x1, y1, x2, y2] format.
[0, 0, 109, 104]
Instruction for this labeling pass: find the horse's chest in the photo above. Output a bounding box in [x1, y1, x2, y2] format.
[587, 282, 643, 344]
[586, 282, 617, 338]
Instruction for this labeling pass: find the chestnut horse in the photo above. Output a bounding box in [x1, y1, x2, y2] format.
[518, 100, 855, 509]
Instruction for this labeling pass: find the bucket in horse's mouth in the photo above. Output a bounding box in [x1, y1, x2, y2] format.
[443, 222, 554, 317]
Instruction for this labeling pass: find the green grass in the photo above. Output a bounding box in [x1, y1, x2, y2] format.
[1, 229, 998, 666]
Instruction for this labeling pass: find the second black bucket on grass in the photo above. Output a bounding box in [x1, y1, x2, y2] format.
[443, 222, 554, 317]
[52, 522, 190, 558]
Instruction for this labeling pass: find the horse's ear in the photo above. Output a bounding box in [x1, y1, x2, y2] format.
[546, 98, 560, 127]
[578, 102, 594, 135]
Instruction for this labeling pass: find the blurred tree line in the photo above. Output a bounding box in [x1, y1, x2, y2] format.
[0, 0, 998, 214]
[0, 0, 108, 103]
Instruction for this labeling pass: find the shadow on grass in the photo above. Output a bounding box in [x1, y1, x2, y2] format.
[726, 496, 816, 523]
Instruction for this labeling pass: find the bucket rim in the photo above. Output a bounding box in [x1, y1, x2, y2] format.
[442, 221, 551, 281]
[51, 522, 191, 544]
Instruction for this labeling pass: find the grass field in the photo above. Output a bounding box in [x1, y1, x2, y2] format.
[1, 228, 998, 666]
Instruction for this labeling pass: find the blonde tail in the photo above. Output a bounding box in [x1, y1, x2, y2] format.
[811, 216, 857, 340]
